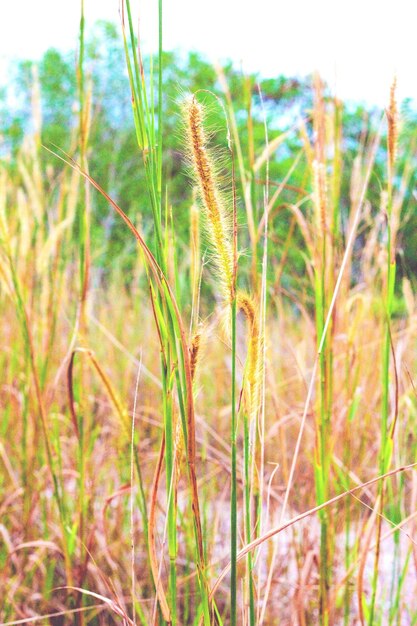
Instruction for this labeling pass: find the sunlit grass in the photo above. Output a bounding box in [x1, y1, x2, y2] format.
[0, 2, 416, 625]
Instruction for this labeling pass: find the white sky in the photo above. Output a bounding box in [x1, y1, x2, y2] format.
[0, 0, 415, 106]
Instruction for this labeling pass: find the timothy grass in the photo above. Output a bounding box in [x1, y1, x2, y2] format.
[1, 2, 417, 626]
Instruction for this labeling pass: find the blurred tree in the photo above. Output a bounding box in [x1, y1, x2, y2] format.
[0, 21, 415, 287]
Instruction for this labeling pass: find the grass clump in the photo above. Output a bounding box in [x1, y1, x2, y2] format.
[1, 3, 417, 626]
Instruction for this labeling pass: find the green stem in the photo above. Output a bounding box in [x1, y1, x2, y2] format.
[243, 409, 255, 626]
[231, 295, 237, 626]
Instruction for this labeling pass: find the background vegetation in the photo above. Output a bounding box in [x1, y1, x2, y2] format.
[1, 11, 417, 626]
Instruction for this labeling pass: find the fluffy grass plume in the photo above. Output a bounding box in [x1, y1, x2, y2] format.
[387, 77, 398, 175]
[184, 95, 234, 303]
[237, 291, 263, 424]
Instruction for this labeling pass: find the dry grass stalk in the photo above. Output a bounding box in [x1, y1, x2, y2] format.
[175, 331, 201, 481]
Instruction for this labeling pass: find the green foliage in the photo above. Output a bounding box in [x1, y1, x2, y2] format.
[1, 21, 416, 287]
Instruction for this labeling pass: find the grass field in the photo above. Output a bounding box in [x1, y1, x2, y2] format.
[1, 2, 417, 625]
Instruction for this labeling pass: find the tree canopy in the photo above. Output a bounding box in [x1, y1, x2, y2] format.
[1, 20, 416, 286]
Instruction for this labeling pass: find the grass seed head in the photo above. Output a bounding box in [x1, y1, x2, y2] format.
[237, 291, 263, 423]
[387, 77, 398, 173]
[184, 95, 234, 304]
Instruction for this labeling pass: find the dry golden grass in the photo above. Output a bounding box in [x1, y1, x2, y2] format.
[0, 50, 417, 626]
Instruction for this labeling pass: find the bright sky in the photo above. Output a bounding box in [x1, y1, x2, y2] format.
[1, 0, 415, 106]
